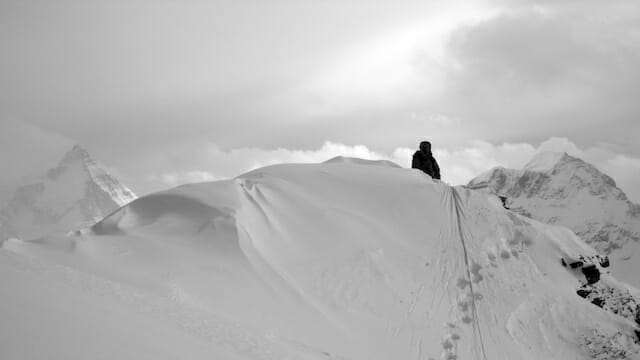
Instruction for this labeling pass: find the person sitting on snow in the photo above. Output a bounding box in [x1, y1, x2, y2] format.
[412, 141, 441, 180]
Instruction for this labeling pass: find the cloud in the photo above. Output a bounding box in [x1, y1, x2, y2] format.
[136, 137, 640, 203]
[536, 137, 582, 154]
[3, 0, 639, 165]
[428, 141, 537, 184]
[434, 1, 640, 149]
[139, 141, 390, 192]
[147, 171, 222, 188]
[3, 0, 639, 202]
[2, 120, 634, 205]
[268, 0, 640, 155]
[431, 137, 640, 202]
[222, 142, 388, 171]
[600, 156, 640, 202]
[0, 119, 72, 185]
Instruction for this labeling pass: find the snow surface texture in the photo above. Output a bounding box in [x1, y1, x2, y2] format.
[0, 145, 136, 241]
[469, 152, 640, 288]
[2, 161, 639, 359]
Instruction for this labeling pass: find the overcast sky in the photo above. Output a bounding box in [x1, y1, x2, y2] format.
[1, 0, 639, 201]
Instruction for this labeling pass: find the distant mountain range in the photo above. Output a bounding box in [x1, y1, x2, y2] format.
[468, 151, 640, 287]
[0, 145, 136, 241]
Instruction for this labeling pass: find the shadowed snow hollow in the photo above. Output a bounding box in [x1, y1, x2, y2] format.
[1, 161, 639, 359]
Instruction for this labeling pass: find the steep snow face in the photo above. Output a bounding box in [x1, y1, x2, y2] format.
[0, 145, 136, 240]
[468, 152, 640, 287]
[2, 162, 639, 360]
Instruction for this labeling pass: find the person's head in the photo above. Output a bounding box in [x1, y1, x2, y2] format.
[419, 141, 431, 153]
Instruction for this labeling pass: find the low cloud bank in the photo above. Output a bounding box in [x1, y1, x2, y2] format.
[147, 137, 640, 203]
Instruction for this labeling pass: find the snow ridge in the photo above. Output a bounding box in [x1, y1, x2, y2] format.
[3, 161, 639, 359]
[2, 160, 640, 359]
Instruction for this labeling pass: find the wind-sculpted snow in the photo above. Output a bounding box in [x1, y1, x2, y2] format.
[1, 161, 639, 359]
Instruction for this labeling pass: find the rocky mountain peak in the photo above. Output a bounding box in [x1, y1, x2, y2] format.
[522, 151, 568, 172]
[62, 144, 91, 163]
[0, 145, 136, 240]
[47, 144, 95, 180]
[467, 152, 640, 287]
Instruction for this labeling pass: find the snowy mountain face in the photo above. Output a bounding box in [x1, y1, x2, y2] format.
[468, 152, 640, 287]
[1, 160, 639, 359]
[0, 145, 136, 240]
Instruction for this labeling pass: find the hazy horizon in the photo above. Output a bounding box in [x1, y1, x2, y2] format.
[1, 0, 639, 200]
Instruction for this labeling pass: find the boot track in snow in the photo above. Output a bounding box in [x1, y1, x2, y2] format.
[447, 186, 489, 360]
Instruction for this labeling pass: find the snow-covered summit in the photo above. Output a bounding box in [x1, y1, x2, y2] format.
[58, 144, 93, 165]
[0, 145, 136, 240]
[2, 160, 639, 359]
[522, 151, 567, 172]
[57, 145, 136, 207]
[468, 152, 640, 286]
[323, 156, 401, 168]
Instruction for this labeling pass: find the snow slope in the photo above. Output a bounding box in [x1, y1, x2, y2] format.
[0, 145, 136, 241]
[1, 161, 639, 359]
[468, 151, 640, 287]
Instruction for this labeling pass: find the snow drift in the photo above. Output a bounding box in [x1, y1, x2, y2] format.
[1, 160, 639, 359]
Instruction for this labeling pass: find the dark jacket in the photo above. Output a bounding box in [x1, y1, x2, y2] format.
[412, 150, 441, 179]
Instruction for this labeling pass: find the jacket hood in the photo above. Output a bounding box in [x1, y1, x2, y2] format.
[419, 141, 432, 154]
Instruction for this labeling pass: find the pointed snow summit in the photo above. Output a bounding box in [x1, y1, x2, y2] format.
[0, 145, 136, 240]
[468, 151, 640, 286]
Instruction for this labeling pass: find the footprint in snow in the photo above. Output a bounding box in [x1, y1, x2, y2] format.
[487, 252, 497, 262]
[456, 277, 470, 289]
[461, 314, 474, 324]
[442, 339, 453, 351]
[457, 292, 483, 326]
[457, 299, 470, 312]
[441, 338, 458, 360]
[470, 263, 483, 283]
